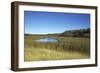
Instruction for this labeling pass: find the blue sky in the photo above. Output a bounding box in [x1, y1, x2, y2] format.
[24, 11, 90, 34]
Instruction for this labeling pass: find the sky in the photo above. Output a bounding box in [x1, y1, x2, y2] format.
[24, 11, 90, 34]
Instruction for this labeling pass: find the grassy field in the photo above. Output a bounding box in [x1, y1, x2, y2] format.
[24, 35, 90, 61]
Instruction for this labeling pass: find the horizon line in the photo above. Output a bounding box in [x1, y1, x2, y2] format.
[24, 27, 90, 35]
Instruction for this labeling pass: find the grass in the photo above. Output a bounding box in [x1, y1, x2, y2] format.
[24, 47, 89, 61]
[24, 36, 90, 61]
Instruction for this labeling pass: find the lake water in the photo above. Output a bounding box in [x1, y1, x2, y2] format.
[34, 38, 58, 43]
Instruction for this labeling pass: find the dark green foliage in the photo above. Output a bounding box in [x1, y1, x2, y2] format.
[60, 28, 90, 38]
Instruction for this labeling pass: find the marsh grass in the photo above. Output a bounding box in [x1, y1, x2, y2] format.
[24, 47, 89, 61]
[24, 36, 90, 61]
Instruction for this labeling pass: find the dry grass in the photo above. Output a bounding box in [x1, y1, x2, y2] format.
[24, 36, 90, 61]
[24, 47, 89, 61]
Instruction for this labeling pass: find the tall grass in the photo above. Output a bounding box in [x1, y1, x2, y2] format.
[24, 36, 90, 61]
[24, 47, 89, 61]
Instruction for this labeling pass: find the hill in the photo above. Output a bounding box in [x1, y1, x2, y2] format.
[60, 28, 90, 37]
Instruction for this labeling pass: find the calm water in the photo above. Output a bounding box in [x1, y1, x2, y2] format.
[34, 38, 58, 43]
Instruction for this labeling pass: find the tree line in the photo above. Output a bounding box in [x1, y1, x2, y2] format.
[59, 28, 90, 38]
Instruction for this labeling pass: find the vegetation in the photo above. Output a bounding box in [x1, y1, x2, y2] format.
[24, 28, 90, 61]
[60, 28, 90, 37]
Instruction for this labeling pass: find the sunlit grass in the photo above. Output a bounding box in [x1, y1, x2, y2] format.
[24, 36, 90, 61]
[24, 47, 89, 61]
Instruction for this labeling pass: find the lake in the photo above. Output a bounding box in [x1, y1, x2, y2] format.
[34, 38, 58, 43]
